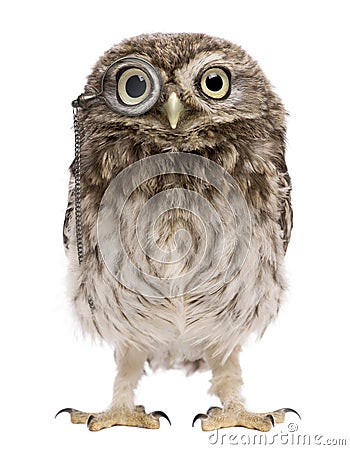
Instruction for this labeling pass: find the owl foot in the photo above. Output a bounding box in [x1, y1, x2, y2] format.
[55, 405, 171, 431]
[192, 406, 300, 432]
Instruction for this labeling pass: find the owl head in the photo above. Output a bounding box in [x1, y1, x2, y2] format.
[74, 33, 286, 172]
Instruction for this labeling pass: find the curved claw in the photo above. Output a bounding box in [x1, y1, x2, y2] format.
[86, 414, 95, 428]
[135, 405, 146, 413]
[192, 413, 208, 427]
[151, 410, 172, 426]
[266, 414, 275, 427]
[55, 408, 75, 419]
[206, 406, 222, 415]
[278, 408, 301, 420]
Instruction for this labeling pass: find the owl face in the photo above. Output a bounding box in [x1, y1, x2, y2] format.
[81, 33, 277, 142]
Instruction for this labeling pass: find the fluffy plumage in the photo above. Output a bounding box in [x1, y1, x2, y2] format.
[60, 33, 293, 432]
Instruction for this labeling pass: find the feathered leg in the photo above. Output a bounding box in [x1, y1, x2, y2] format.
[192, 346, 300, 432]
[56, 346, 170, 431]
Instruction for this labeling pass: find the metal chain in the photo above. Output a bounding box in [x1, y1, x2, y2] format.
[72, 103, 96, 312]
[73, 107, 84, 265]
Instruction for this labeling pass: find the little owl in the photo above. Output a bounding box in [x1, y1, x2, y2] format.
[56, 33, 299, 432]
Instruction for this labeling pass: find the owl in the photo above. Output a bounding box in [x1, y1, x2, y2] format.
[56, 33, 299, 432]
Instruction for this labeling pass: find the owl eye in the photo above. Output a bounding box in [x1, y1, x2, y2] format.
[117, 68, 151, 105]
[200, 68, 230, 99]
[101, 57, 162, 115]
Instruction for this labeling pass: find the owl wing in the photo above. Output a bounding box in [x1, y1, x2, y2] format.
[63, 174, 75, 251]
[278, 165, 293, 253]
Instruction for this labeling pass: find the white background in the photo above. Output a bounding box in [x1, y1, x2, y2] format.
[1, 0, 349, 448]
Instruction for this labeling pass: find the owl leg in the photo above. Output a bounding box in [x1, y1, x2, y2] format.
[56, 346, 171, 431]
[192, 346, 300, 432]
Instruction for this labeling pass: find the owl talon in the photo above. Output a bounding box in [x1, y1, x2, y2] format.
[192, 404, 300, 431]
[266, 414, 275, 427]
[55, 407, 91, 424]
[192, 413, 208, 427]
[57, 405, 169, 430]
[86, 414, 95, 428]
[150, 410, 172, 426]
[207, 406, 222, 415]
[272, 407, 301, 421]
[135, 405, 146, 413]
[55, 407, 74, 419]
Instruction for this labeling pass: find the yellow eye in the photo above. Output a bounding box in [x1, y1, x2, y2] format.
[200, 67, 230, 99]
[117, 68, 151, 105]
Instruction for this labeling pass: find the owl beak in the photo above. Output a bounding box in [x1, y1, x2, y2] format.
[164, 92, 184, 129]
